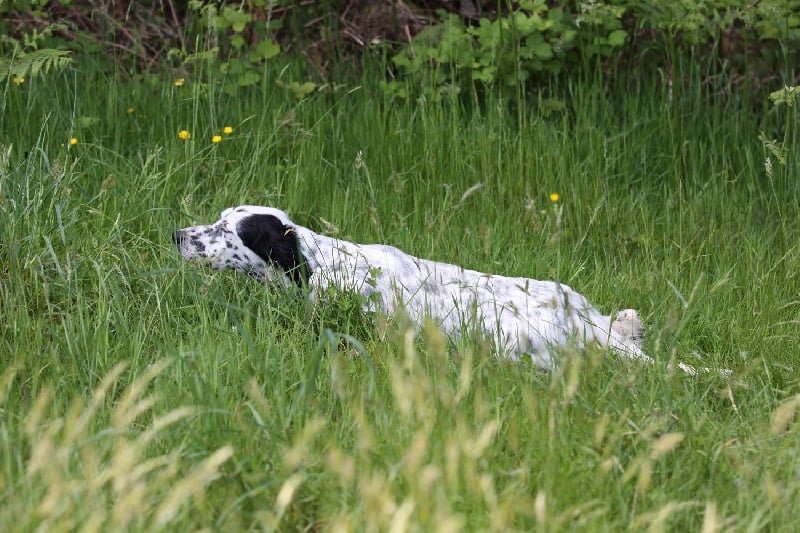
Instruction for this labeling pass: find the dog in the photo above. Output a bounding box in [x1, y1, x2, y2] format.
[174, 205, 717, 375]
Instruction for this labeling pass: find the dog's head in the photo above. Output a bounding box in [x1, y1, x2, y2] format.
[610, 309, 644, 347]
[173, 205, 308, 286]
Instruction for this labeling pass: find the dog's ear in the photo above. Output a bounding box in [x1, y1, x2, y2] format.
[237, 214, 308, 286]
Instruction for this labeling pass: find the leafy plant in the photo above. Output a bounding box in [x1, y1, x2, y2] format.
[0, 23, 73, 83]
[385, 0, 627, 98]
[0, 47, 73, 80]
[575, 0, 629, 59]
[2, 50, 800, 530]
[628, 0, 799, 101]
[176, 1, 282, 93]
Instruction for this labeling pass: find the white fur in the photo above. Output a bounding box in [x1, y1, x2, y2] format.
[174, 205, 721, 375]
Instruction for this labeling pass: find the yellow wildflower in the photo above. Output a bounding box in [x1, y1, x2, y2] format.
[223, 126, 234, 135]
[178, 130, 191, 140]
[211, 135, 222, 143]
[13, 76, 25, 85]
[69, 137, 78, 146]
[126, 107, 135, 114]
[174, 78, 185, 87]
[549, 192, 560, 203]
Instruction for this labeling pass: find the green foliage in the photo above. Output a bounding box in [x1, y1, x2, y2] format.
[175, 1, 283, 94]
[2, 51, 800, 529]
[575, 0, 629, 57]
[769, 85, 800, 107]
[626, 0, 798, 88]
[275, 79, 318, 99]
[0, 1, 289, 92]
[760, 83, 799, 246]
[386, 3, 590, 98]
[0, 30, 73, 116]
[383, 1, 633, 98]
[753, 0, 800, 40]
[0, 23, 73, 83]
[384, 0, 798, 100]
[0, 47, 72, 80]
[0, 0, 797, 103]
[1, 4, 800, 528]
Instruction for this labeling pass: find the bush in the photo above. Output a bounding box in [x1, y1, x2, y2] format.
[382, 0, 799, 101]
[1, 1, 797, 103]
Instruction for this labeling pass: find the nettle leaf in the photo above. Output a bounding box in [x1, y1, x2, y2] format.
[526, 35, 553, 60]
[519, 0, 547, 12]
[379, 80, 408, 99]
[547, 7, 566, 22]
[607, 30, 628, 47]
[512, 12, 535, 33]
[392, 53, 412, 69]
[178, 47, 219, 66]
[256, 40, 281, 60]
[561, 29, 578, 45]
[238, 70, 260, 87]
[222, 7, 251, 33]
[474, 66, 497, 82]
[266, 18, 283, 31]
[288, 81, 317, 99]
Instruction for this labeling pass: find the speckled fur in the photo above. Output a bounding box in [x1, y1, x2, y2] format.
[174, 205, 718, 375]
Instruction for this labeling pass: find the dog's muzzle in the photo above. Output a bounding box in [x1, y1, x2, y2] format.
[172, 230, 186, 246]
[172, 229, 199, 261]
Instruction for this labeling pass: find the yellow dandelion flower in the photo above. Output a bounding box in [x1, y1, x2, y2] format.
[126, 107, 135, 114]
[223, 126, 234, 135]
[178, 130, 191, 140]
[13, 76, 25, 85]
[174, 78, 185, 87]
[211, 135, 222, 143]
[549, 192, 560, 203]
[69, 137, 78, 146]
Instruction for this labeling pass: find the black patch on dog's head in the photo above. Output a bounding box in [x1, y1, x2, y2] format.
[237, 214, 309, 286]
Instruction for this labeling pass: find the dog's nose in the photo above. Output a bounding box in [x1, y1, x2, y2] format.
[172, 230, 184, 245]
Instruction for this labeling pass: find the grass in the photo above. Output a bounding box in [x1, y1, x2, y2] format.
[1, 56, 799, 531]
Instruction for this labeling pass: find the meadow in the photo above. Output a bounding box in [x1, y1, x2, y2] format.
[1, 56, 799, 531]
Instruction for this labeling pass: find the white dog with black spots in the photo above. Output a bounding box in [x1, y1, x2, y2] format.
[174, 205, 725, 375]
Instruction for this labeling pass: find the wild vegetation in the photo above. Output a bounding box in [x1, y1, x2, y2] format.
[1, 1, 799, 531]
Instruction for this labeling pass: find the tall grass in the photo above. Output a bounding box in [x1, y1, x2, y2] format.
[1, 56, 799, 530]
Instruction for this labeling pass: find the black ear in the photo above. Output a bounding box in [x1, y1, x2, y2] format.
[237, 214, 308, 286]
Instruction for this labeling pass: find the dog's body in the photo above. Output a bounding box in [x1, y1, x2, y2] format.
[174, 205, 710, 374]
